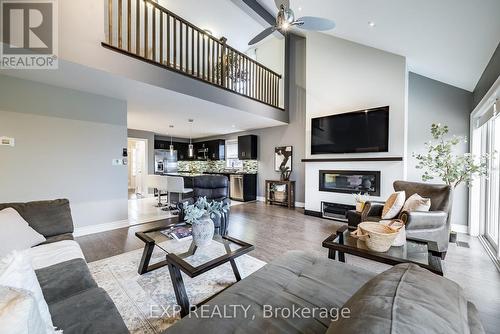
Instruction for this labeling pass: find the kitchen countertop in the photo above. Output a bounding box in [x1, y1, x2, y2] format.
[159, 172, 257, 177]
[203, 171, 258, 175]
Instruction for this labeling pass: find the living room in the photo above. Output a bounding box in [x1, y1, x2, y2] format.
[1, 0, 500, 333]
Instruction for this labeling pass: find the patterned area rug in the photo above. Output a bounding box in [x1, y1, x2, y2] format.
[88, 240, 266, 334]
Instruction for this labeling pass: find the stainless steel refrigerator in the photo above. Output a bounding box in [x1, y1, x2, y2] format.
[155, 150, 178, 174]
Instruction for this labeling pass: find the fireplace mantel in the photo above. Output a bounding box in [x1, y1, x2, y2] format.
[301, 157, 403, 163]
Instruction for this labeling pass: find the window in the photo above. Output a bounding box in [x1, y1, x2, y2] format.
[225, 139, 243, 169]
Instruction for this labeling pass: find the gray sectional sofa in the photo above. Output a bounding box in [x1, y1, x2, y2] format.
[0, 199, 128, 334]
[2, 199, 485, 334]
[166, 251, 485, 334]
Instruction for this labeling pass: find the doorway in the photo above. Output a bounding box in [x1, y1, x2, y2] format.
[128, 138, 147, 199]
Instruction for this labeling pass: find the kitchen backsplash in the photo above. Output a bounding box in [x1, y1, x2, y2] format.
[178, 160, 258, 174]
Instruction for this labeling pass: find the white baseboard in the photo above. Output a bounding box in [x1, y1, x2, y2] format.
[256, 196, 305, 208]
[451, 224, 468, 234]
[74, 219, 131, 237]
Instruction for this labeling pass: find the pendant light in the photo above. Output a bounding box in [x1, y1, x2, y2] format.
[188, 119, 194, 158]
[169, 125, 174, 155]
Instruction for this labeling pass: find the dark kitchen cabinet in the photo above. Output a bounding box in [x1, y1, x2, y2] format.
[154, 140, 169, 150]
[174, 142, 190, 161]
[194, 140, 225, 160]
[238, 135, 258, 160]
[207, 140, 225, 160]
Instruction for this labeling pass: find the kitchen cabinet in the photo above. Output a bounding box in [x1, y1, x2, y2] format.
[155, 139, 225, 161]
[238, 135, 258, 160]
[174, 142, 190, 161]
[154, 140, 169, 150]
[195, 140, 225, 160]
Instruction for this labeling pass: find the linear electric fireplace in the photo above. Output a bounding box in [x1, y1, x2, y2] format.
[319, 170, 381, 196]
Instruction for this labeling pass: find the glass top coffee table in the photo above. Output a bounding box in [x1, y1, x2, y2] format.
[322, 225, 444, 276]
[135, 223, 254, 317]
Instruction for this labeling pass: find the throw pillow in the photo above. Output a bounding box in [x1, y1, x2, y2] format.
[0, 208, 46, 257]
[0, 286, 48, 334]
[381, 191, 405, 219]
[402, 193, 431, 212]
[0, 251, 56, 333]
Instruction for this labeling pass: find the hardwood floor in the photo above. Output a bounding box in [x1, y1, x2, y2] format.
[77, 201, 500, 334]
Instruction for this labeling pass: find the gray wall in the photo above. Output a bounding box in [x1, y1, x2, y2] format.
[0, 75, 128, 228]
[473, 42, 500, 108]
[408, 72, 473, 227]
[199, 34, 307, 203]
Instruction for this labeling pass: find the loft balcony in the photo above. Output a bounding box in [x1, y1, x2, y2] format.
[103, 0, 283, 109]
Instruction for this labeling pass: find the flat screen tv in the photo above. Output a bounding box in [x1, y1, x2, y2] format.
[311, 106, 389, 154]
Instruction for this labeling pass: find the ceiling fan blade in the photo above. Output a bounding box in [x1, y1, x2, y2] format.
[295, 16, 336, 31]
[248, 26, 277, 45]
[274, 0, 290, 10]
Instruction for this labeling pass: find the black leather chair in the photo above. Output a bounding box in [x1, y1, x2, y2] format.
[178, 175, 231, 235]
[360, 181, 452, 255]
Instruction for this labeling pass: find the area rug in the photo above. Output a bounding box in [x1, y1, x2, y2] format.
[88, 240, 266, 334]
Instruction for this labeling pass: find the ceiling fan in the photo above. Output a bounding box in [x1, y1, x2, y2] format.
[248, 0, 335, 45]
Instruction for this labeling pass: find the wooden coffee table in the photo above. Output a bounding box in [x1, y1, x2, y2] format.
[136, 224, 254, 317]
[322, 225, 444, 275]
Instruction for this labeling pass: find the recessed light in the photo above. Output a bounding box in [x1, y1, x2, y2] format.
[298, 7, 302, 11]
[368, 21, 376, 28]
[231, 125, 236, 128]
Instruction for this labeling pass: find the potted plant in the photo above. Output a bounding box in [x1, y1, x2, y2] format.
[413, 124, 490, 232]
[183, 197, 229, 246]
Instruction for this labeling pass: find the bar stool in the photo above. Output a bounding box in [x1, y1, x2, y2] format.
[165, 176, 193, 212]
[147, 175, 168, 207]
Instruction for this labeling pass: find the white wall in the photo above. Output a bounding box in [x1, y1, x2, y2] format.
[252, 38, 285, 108]
[0, 75, 128, 228]
[304, 33, 407, 211]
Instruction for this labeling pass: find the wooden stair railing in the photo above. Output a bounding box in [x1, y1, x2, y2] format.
[104, 0, 282, 108]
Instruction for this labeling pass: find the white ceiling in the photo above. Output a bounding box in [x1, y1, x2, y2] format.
[257, 0, 500, 91]
[0, 61, 285, 138]
[157, 0, 266, 52]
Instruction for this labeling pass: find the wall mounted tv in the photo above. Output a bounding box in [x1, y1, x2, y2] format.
[311, 106, 389, 154]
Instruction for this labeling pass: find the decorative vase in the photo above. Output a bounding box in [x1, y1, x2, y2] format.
[192, 213, 215, 247]
[355, 202, 365, 212]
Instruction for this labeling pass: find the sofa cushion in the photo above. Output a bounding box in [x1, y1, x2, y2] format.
[41, 233, 74, 245]
[49, 287, 128, 334]
[0, 199, 74, 238]
[167, 250, 377, 334]
[35, 258, 97, 305]
[0, 208, 46, 256]
[326, 263, 480, 334]
[27, 240, 85, 270]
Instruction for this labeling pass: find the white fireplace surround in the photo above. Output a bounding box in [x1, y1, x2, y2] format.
[305, 161, 405, 213]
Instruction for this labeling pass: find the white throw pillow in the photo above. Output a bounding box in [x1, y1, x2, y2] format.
[382, 191, 406, 219]
[0, 286, 48, 334]
[0, 208, 46, 257]
[402, 193, 431, 212]
[0, 251, 57, 333]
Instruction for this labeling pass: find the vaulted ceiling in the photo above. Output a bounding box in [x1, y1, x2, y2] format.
[256, 0, 500, 91]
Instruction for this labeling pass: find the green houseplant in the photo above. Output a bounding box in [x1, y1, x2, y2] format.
[413, 123, 489, 188]
[183, 197, 229, 246]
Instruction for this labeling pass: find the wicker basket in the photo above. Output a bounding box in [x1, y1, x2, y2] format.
[351, 222, 401, 252]
[274, 191, 287, 202]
